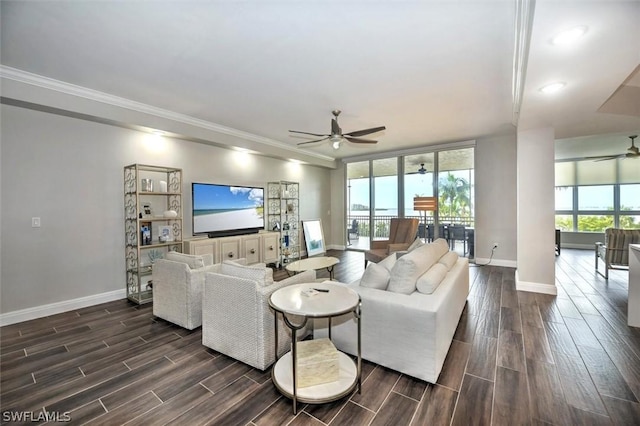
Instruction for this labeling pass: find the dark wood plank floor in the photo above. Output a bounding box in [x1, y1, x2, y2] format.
[2, 249, 639, 425]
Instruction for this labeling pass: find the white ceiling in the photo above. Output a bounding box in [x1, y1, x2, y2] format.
[1, 0, 639, 164]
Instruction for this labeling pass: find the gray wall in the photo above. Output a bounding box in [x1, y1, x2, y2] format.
[1, 104, 331, 315]
[475, 132, 518, 264]
[561, 231, 604, 249]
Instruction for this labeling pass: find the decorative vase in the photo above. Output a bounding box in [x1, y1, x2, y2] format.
[141, 179, 153, 192]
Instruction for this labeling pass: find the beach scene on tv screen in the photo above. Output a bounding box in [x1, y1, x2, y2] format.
[193, 185, 264, 233]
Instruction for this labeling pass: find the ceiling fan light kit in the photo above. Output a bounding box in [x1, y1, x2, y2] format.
[290, 109, 386, 149]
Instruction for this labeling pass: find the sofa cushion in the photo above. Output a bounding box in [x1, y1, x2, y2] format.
[416, 263, 448, 294]
[378, 252, 397, 271]
[438, 251, 459, 271]
[165, 251, 213, 269]
[387, 238, 449, 295]
[360, 263, 391, 290]
[220, 261, 273, 286]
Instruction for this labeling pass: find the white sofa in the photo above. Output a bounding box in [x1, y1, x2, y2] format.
[314, 238, 469, 383]
[203, 261, 316, 370]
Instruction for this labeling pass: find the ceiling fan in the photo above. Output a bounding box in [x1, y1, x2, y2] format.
[290, 110, 386, 150]
[585, 135, 639, 161]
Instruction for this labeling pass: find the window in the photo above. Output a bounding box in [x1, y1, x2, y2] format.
[345, 144, 475, 255]
[555, 187, 573, 211]
[404, 154, 434, 218]
[555, 159, 640, 232]
[578, 186, 613, 211]
[438, 148, 474, 226]
[555, 215, 573, 231]
[577, 215, 614, 232]
[372, 158, 398, 240]
[347, 162, 370, 249]
[621, 184, 640, 210]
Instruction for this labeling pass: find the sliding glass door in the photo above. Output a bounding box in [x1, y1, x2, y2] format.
[347, 161, 370, 249]
[345, 145, 475, 258]
[372, 158, 398, 241]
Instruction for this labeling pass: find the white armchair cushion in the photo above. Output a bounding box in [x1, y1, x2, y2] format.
[220, 261, 274, 286]
[438, 251, 459, 271]
[416, 263, 448, 294]
[165, 251, 213, 269]
[360, 263, 390, 290]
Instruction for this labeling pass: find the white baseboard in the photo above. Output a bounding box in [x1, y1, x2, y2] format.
[560, 243, 593, 250]
[473, 257, 517, 268]
[0, 289, 127, 326]
[515, 270, 558, 295]
[327, 244, 346, 251]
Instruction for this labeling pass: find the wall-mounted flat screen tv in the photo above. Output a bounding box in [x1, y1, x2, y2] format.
[192, 183, 264, 237]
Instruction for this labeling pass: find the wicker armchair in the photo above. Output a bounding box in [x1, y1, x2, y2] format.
[202, 263, 316, 370]
[152, 252, 222, 330]
[364, 218, 419, 266]
[595, 228, 640, 279]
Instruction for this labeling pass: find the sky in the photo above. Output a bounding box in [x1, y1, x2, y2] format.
[193, 184, 264, 210]
[556, 184, 640, 211]
[348, 170, 472, 215]
[350, 174, 639, 215]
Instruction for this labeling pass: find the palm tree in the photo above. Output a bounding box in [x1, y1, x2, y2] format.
[438, 173, 470, 218]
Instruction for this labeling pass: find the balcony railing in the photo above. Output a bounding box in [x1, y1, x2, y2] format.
[348, 214, 474, 240]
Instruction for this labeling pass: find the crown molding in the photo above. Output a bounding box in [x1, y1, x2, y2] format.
[0, 65, 335, 163]
[511, 0, 536, 126]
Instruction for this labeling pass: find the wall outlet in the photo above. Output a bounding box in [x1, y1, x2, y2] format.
[32, 217, 41, 228]
[492, 242, 499, 249]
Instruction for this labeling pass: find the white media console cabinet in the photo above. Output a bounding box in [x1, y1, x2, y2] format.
[184, 231, 281, 266]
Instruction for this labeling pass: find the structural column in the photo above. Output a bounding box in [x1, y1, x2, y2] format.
[516, 127, 557, 294]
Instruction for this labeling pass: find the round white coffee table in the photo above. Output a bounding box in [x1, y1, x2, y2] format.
[285, 256, 340, 280]
[269, 282, 361, 414]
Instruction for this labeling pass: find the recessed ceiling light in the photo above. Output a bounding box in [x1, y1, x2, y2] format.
[540, 82, 566, 94]
[551, 26, 587, 45]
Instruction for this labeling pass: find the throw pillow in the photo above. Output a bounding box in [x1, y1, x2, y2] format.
[360, 263, 391, 290]
[407, 236, 424, 252]
[165, 251, 211, 269]
[220, 261, 273, 286]
[378, 252, 397, 271]
[439, 251, 459, 271]
[387, 238, 449, 295]
[416, 263, 448, 294]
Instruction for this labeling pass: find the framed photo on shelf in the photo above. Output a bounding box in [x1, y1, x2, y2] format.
[140, 222, 152, 245]
[158, 225, 174, 242]
[142, 202, 152, 218]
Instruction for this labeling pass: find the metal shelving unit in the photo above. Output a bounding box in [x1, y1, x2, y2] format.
[124, 164, 183, 304]
[267, 181, 300, 267]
